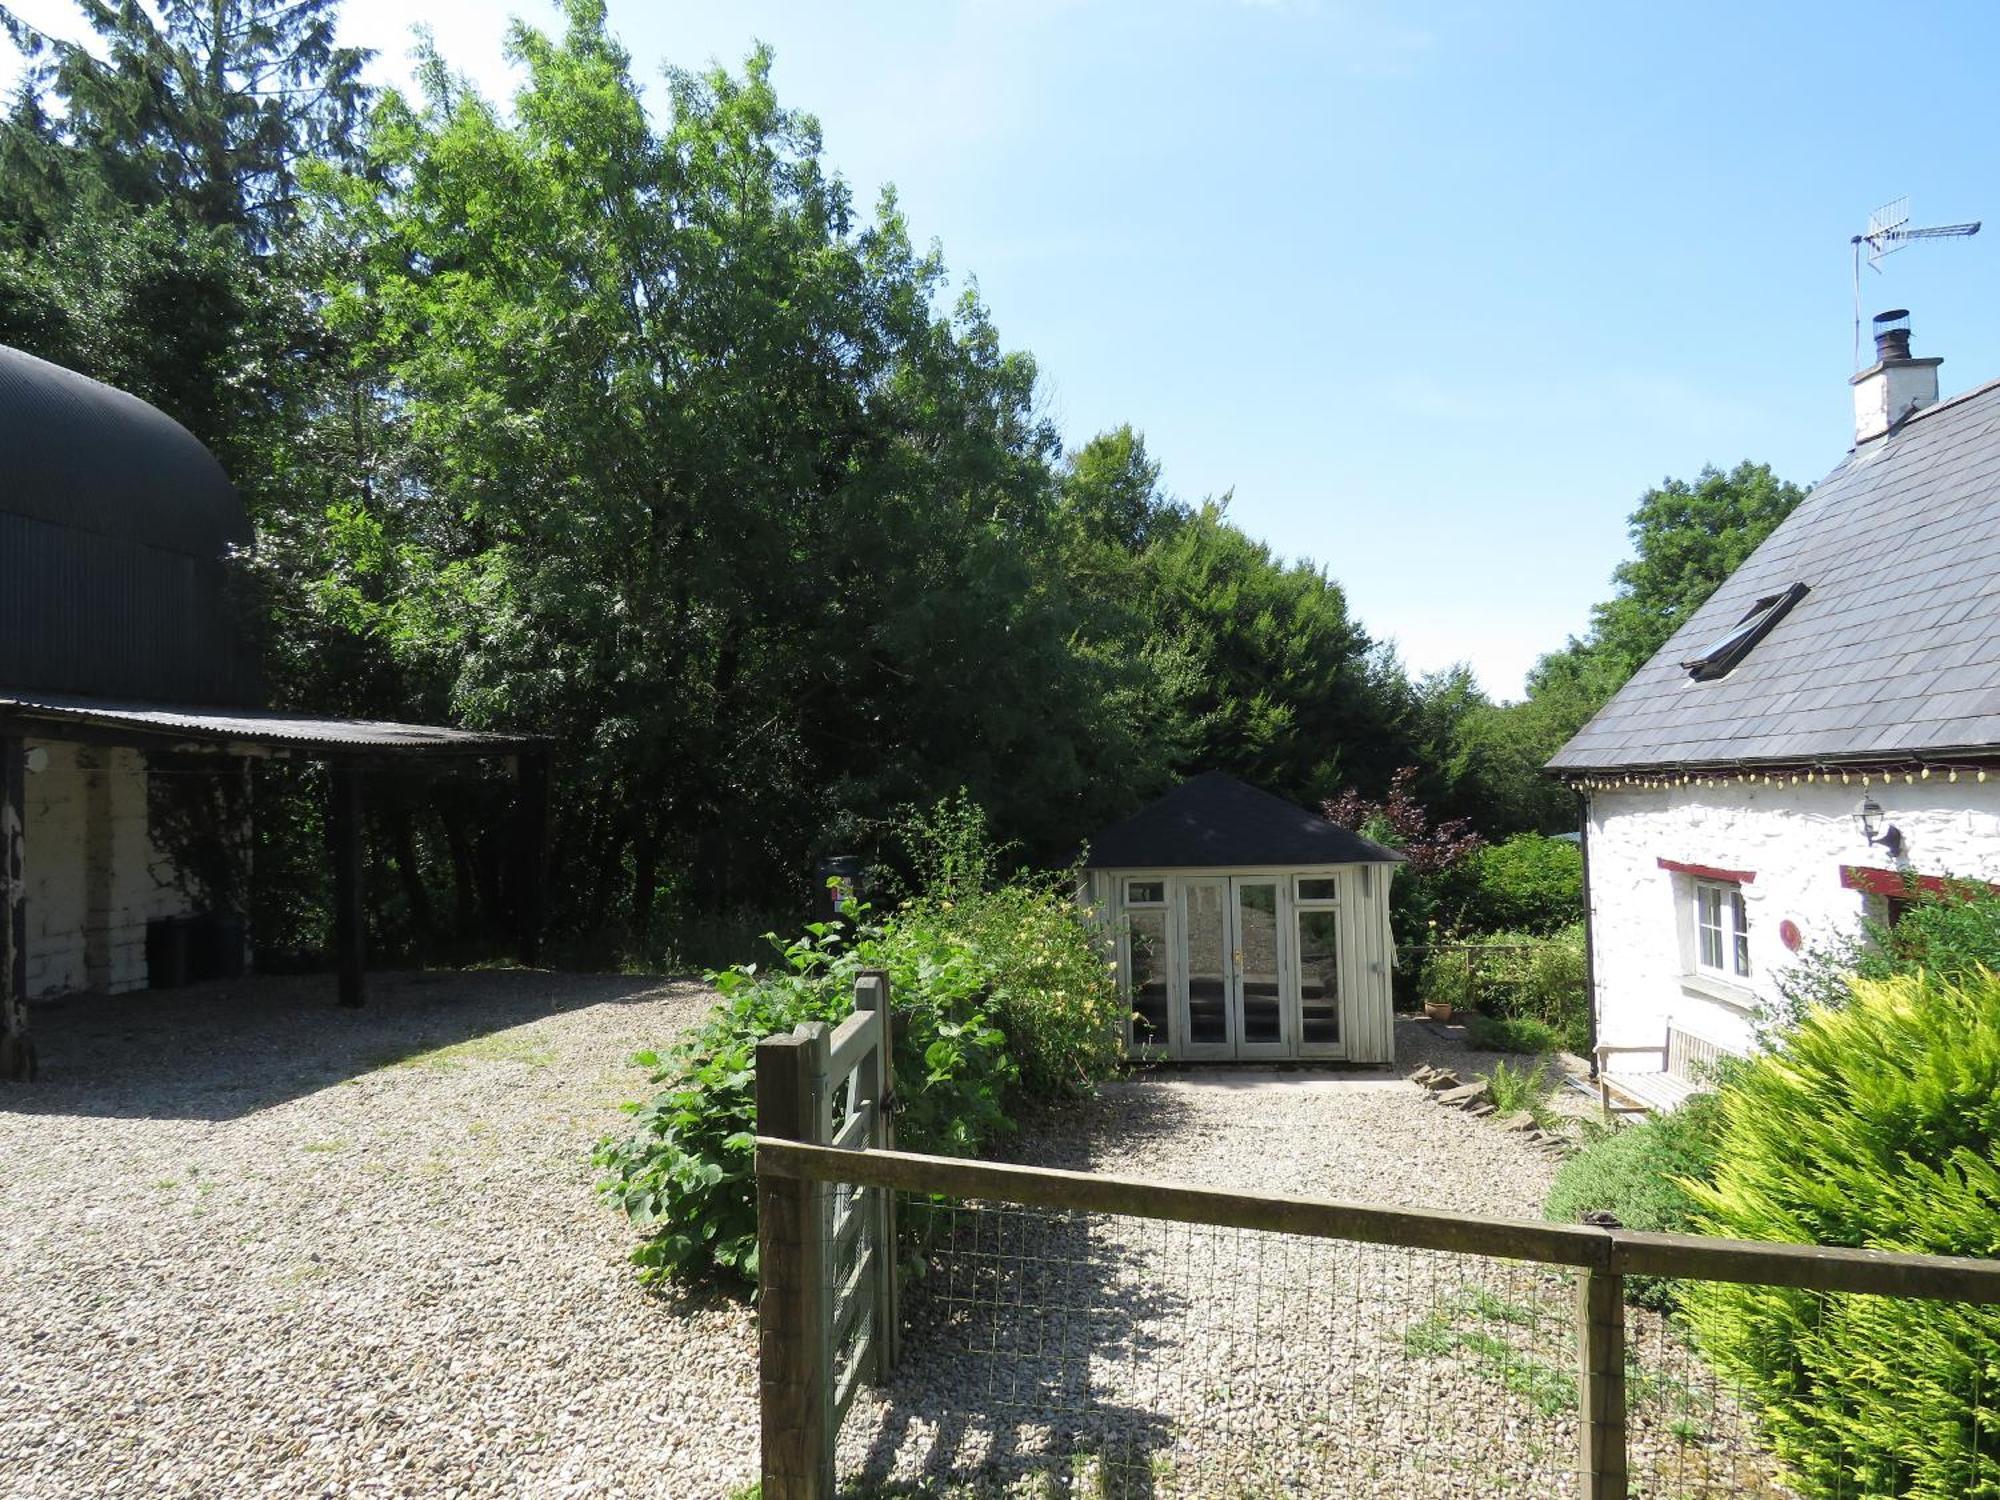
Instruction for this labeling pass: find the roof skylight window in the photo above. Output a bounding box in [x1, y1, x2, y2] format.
[1680, 582, 1809, 682]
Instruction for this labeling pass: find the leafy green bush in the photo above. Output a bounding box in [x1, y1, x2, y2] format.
[1430, 926, 1589, 1051]
[593, 881, 1120, 1287]
[1544, 1094, 1723, 1310]
[1461, 834, 1584, 935]
[1416, 950, 1475, 1011]
[1771, 878, 2000, 1034]
[1464, 1013, 1561, 1054]
[890, 886, 1125, 1099]
[1683, 971, 2000, 1496]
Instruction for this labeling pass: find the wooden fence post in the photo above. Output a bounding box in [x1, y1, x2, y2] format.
[1578, 1264, 1628, 1500]
[854, 969, 899, 1377]
[758, 1024, 834, 1500]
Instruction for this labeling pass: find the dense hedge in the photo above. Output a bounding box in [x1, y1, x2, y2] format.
[592, 883, 1122, 1286]
[1683, 971, 2000, 1498]
[1460, 834, 1584, 935]
[1543, 1095, 1724, 1309]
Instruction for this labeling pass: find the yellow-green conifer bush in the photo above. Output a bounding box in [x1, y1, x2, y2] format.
[1684, 971, 2000, 1498]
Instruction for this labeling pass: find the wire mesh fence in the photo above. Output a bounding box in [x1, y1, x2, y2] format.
[809, 1190, 2000, 1500]
[832, 1196, 1804, 1498]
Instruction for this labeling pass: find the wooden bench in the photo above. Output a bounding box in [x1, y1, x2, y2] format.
[1596, 1021, 1741, 1116]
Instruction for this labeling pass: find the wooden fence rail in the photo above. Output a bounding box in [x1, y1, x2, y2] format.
[755, 1130, 2000, 1500]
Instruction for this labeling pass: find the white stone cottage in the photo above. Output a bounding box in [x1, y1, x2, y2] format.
[1548, 311, 2000, 1071]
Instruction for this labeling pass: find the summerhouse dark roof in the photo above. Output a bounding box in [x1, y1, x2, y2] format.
[1550, 376, 2000, 775]
[0, 344, 247, 558]
[1085, 772, 1405, 869]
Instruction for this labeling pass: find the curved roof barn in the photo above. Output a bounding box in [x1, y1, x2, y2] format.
[0, 344, 259, 705]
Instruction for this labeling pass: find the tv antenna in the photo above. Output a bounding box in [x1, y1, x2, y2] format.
[1851, 197, 1981, 366]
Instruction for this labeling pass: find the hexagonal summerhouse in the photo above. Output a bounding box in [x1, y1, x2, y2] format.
[1082, 772, 1403, 1064]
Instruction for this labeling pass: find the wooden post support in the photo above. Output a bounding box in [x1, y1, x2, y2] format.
[0, 735, 33, 1082]
[1578, 1265, 1629, 1500]
[512, 750, 550, 968]
[853, 970, 899, 1378]
[328, 762, 366, 1008]
[757, 1023, 834, 1500]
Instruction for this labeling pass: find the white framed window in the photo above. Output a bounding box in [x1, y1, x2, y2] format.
[1693, 879, 1750, 979]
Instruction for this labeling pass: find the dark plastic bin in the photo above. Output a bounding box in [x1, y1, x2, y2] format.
[146, 916, 196, 990]
[192, 913, 248, 981]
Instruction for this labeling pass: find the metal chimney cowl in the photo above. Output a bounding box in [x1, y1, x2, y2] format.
[1850, 309, 1942, 445]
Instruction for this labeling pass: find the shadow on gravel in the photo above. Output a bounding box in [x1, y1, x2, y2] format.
[847, 1201, 1183, 1499]
[0, 969, 686, 1121]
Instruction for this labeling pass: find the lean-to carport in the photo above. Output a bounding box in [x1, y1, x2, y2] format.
[0, 691, 548, 1080]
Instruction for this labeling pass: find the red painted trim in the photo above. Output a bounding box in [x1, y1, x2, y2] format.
[1839, 865, 2000, 898]
[1656, 857, 1755, 884]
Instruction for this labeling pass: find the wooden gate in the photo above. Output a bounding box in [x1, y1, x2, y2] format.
[754, 970, 899, 1500]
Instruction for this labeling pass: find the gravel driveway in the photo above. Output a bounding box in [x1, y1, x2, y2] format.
[0, 970, 759, 1500]
[845, 1022, 1788, 1498]
[6, 997, 1776, 1498]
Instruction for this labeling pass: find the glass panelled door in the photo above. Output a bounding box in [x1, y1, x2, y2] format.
[1180, 879, 1231, 1056]
[1295, 903, 1345, 1057]
[1232, 879, 1288, 1057]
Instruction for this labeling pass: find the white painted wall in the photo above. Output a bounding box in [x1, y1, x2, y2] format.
[21, 740, 196, 998]
[1586, 777, 2000, 1054]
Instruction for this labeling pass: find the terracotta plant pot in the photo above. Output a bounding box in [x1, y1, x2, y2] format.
[1423, 1000, 1453, 1023]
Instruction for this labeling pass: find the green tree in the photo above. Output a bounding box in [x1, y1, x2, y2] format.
[1463, 462, 1808, 834]
[0, 0, 370, 245]
[1136, 501, 1402, 806]
[1587, 460, 1808, 678]
[319, 5, 1159, 931]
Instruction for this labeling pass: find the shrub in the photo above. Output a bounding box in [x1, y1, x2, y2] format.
[1543, 1094, 1724, 1310]
[1417, 950, 1475, 1011]
[1461, 834, 1584, 936]
[593, 881, 1120, 1287]
[1442, 925, 1590, 1052]
[1464, 1013, 1561, 1054]
[1769, 878, 2000, 1035]
[1682, 971, 2000, 1496]
[891, 885, 1125, 1099]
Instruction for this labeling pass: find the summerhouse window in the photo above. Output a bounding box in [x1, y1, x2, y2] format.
[1694, 879, 1750, 979]
[1295, 875, 1341, 1047]
[1122, 879, 1168, 1046]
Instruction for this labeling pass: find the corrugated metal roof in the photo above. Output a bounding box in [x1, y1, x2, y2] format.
[0, 344, 246, 558]
[0, 692, 537, 757]
[1085, 771, 1405, 869]
[1549, 376, 2000, 773]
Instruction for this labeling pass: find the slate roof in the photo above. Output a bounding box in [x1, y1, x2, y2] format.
[1084, 771, 1405, 869]
[1550, 376, 2000, 774]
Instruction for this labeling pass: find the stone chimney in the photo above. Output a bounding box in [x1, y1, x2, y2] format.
[1851, 309, 1942, 444]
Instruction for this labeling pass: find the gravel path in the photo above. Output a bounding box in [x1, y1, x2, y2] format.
[5, 996, 1780, 1499]
[844, 1019, 1790, 1498]
[0, 971, 761, 1500]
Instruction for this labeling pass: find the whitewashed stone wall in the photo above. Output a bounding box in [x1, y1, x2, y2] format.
[21, 740, 196, 998]
[1586, 778, 2000, 1054]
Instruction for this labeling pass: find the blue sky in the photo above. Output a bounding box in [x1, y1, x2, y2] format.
[7, 1, 1998, 697]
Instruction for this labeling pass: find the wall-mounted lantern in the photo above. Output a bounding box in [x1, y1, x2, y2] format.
[1854, 796, 1905, 860]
